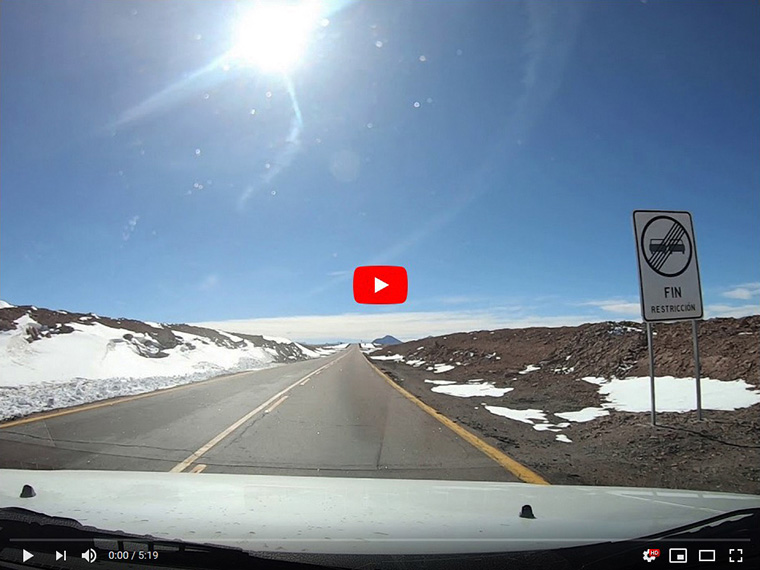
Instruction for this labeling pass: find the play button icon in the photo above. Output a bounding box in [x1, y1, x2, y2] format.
[22, 550, 34, 562]
[354, 266, 407, 304]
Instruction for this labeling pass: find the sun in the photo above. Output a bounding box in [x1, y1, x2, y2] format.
[230, 2, 321, 73]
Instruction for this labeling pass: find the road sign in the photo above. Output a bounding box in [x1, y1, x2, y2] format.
[633, 210, 703, 322]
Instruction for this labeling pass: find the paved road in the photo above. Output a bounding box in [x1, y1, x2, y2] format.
[0, 345, 518, 481]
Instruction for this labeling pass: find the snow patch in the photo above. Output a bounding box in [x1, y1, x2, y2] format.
[609, 325, 642, 335]
[600, 376, 760, 413]
[370, 354, 404, 361]
[581, 376, 607, 386]
[310, 344, 347, 356]
[431, 382, 513, 398]
[518, 364, 540, 375]
[555, 407, 610, 422]
[556, 434, 572, 443]
[293, 342, 321, 358]
[262, 335, 292, 344]
[484, 405, 547, 424]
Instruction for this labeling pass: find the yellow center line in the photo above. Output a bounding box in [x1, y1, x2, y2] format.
[169, 354, 346, 473]
[365, 357, 550, 486]
[189, 463, 207, 474]
[264, 395, 288, 414]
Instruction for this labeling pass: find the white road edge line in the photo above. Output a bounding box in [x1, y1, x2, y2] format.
[169, 353, 346, 473]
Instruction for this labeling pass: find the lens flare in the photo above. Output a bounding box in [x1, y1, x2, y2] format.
[230, 3, 321, 73]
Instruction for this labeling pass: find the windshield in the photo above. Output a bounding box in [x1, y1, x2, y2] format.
[1, 0, 759, 565]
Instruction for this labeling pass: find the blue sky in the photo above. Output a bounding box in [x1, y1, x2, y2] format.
[1, 0, 758, 342]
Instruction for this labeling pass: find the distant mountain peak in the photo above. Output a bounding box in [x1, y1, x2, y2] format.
[372, 335, 401, 345]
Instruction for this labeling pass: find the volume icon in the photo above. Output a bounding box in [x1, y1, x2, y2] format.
[81, 548, 97, 563]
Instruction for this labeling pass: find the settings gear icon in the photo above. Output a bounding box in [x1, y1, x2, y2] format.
[643, 549, 657, 562]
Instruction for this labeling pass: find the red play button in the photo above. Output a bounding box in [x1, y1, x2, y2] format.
[353, 266, 408, 304]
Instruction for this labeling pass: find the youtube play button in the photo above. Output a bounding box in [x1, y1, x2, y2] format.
[354, 266, 407, 304]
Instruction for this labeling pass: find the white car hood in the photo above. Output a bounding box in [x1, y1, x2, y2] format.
[1, 469, 758, 555]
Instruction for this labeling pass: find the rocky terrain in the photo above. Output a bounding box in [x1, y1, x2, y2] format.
[368, 316, 760, 495]
[373, 317, 758, 383]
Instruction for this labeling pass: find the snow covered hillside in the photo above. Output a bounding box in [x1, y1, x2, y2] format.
[0, 302, 344, 421]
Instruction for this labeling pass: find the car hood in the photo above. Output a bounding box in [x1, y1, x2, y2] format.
[1, 469, 758, 555]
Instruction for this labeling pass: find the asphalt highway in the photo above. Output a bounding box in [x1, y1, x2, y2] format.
[0, 345, 520, 481]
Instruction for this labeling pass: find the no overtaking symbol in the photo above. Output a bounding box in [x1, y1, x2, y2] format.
[641, 215, 693, 277]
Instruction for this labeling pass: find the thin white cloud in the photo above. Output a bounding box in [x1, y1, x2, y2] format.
[513, 1, 581, 138]
[577, 299, 641, 316]
[195, 310, 605, 344]
[705, 304, 759, 319]
[199, 274, 220, 291]
[122, 215, 139, 241]
[721, 283, 760, 300]
[435, 295, 485, 305]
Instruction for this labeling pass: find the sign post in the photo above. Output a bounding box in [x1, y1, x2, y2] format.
[692, 319, 702, 421]
[633, 210, 703, 425]
[646, 322, 656, 425]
